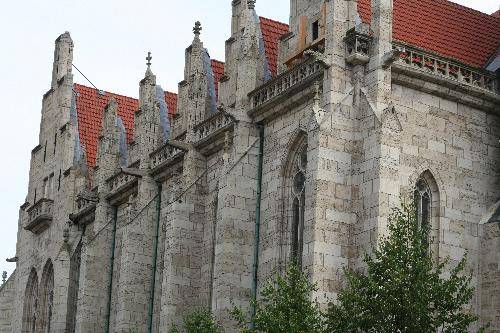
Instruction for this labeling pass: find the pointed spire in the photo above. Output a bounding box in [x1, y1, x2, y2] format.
[193, 21, 202, 40]
[247, 0, 256, 10]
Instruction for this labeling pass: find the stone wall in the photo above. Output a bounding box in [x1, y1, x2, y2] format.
[480, 221, 500, 332]
[0, 271, 15, 333]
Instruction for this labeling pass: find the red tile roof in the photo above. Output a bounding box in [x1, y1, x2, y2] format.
[74, 3, 497, 170]
[74, 59, 226, 169]
[358, 0, 500, 68]
[260, 17, 290, 75]
[75, 84, 138, 168]
[211, 59, 225, 99]
[165, 91, 178, 116]
[493, 10, 500, 18]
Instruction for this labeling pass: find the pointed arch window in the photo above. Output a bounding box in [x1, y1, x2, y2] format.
[38, 260, 54, 333]
[289, 142, 307, 268]
[22, 269, 39, 333]
[414, 178, 431, 232]
[413, 171, 440, 259]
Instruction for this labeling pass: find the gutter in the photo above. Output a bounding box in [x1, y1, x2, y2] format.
[105, 206, 118, 333]
[147, 182, 162, 333]
[251, 124, 265, 323]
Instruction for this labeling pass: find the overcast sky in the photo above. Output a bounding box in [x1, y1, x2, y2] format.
[0, 0, 498, 279]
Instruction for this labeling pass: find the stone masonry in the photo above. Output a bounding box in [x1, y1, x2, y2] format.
[1, 0, 499, 332]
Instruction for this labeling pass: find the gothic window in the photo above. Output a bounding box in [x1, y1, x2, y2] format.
[37, 260, 54, 333]
[66, 244, 82, 333]
[287, 140, 307, 269]
[414, 177, 431, 232]
[413, 171, 440, 258]
[22, 269, 38, 333]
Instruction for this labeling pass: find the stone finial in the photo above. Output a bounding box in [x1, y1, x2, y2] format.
[2, 271, 6, 284]
[146, 51, 152, 69]
[145, 51, 154, 77]
[193, 21, 202, 38]
[313, 81, 321, 107]
[247, 0, 256, 10]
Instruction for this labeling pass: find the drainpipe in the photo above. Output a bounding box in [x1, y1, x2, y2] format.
[105, 206, 118, 333]
[251, 124, 265, 324]
[147, 182, 162, 333]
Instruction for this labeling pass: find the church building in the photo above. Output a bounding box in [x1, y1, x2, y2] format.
[0, 0, 499, 332]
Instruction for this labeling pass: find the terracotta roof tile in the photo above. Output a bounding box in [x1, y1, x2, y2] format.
[260, 17, 290, 75]
[75, 84, 177, 168]
[211, 59, 225, 99]
[75, 2, 497, 170]
[358, 0, 500, 67]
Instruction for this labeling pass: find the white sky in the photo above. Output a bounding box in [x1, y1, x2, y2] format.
[0, 0, 498, 279]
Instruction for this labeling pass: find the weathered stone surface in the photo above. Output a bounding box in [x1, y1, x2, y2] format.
[1, 1, 499, 333]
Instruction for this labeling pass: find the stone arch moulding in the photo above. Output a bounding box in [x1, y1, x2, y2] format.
[279, 127, 307, 178]
[406, 163, 447, 208]
[36, 259, 55, 333]
[21, 268, 39, 333]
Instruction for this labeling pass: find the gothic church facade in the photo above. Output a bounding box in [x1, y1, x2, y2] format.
[1, 0, 500, 332]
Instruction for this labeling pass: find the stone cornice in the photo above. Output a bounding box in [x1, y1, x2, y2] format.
[392, 66, 500, 114]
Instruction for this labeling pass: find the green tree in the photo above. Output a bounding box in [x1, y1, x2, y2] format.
[169, 309, 222, 333]
[326, 203, 487, 333]
[231, 263, 325, 333]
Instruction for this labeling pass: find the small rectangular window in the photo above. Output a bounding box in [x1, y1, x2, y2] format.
[53, 132, 57, 155]
[48, 174, 54, 199]
[43, 177, 49, 198]
[57, 170, 62, 191]
[312, 20, 319, 41]
[34, 188, 37, 204]
[43, 141, 47, 162]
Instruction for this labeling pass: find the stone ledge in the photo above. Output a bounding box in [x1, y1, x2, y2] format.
[392, 66, 500, 114]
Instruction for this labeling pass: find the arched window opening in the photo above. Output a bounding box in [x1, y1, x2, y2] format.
[37, 260, 54, 333]
[414, 178, 432, 232]
[66, 243, 82, 332]
[22, 269, 39, 333]
[413, 171, 440, 258]
[287, 141, 307, 269]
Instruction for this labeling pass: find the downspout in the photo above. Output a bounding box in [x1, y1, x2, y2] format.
[148, 182, 162, 333]
[105, 206, 118, 333]
[251, 123, 265, 323]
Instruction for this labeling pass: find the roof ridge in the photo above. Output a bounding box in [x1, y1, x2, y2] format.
[75, 82, 178, 99]
[259, 16, 289, 27]
[443, 0, 500, 18]
[74, 83, 139, 101]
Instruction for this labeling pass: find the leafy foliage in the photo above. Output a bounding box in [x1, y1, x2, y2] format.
[231, 263, 325, 333]
[169, 309, 222, 333]
[326, 203, 486, 333]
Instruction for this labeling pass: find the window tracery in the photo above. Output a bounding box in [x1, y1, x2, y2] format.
[414, 177, 431, 232]
[37, 260, 54, 333]
[413, 171, 440, 259]
[289, 142, 307, 268]
[22, 269, 38, 333]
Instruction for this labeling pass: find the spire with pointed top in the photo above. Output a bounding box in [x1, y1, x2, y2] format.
[247, 0, 256, 10]
[193, 21, 202, 39]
